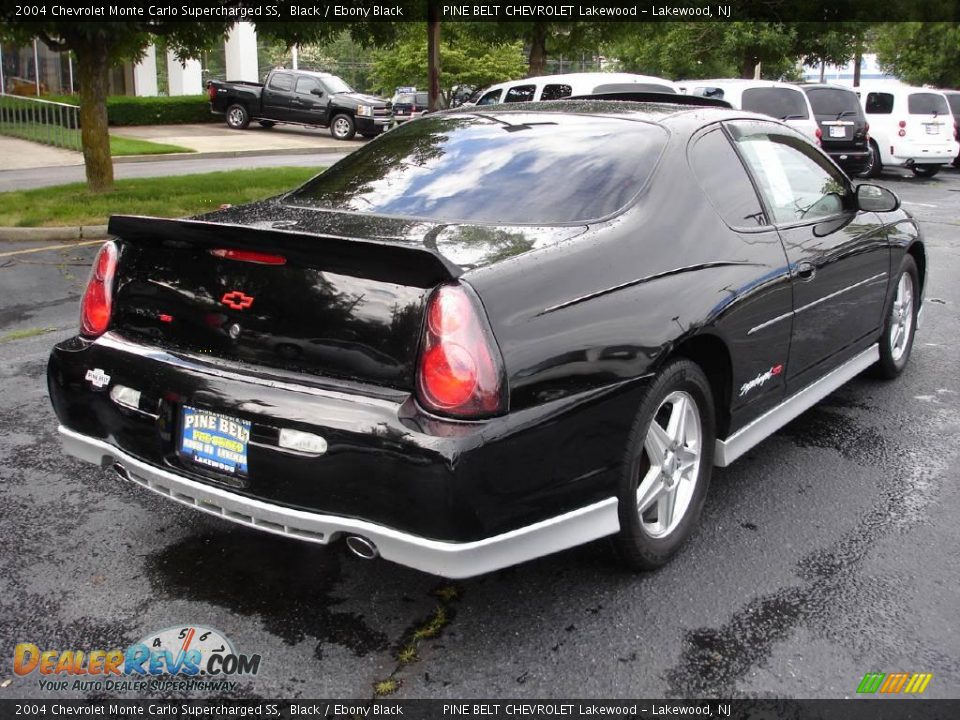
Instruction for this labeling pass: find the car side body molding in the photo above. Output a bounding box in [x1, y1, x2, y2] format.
[714, 343, 879, 467]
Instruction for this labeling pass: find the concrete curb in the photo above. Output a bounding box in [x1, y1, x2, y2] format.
[112, 145, 355, 164]
[0, 225, 109, 242]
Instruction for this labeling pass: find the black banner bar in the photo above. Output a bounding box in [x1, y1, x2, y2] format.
[1, 699, 959, 720]
[3, 0, 960, 23]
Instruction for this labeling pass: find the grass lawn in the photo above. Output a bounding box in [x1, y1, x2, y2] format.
[0, 123, 191, 156]
[0, 167, 322, 227]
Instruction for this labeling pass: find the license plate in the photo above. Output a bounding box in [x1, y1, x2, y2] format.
[925, 124, 940, 135]
[829, 126, 846, 138]
[178, 406, 250, 476]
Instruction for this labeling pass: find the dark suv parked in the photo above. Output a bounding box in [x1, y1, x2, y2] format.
[798, 83, 871, 176]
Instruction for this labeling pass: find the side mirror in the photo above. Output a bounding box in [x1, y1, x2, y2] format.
[311, 88, 324, 97]
[856, 183, 900, 213]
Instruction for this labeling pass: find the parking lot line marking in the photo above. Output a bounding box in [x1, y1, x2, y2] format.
[902, 201, 938, 208]
[0, 239, 103, 259]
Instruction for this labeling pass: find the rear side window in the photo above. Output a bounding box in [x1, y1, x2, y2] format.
[865, 92, 894, 114]
[268, 73, 294, 92]
[946, 94, 960, 116]
[504, 85, 536, 103]
[908, 93, 949, 115]
[805, 88, 862, 118]
[742, 88, 809, 120]
[690, 128, 766, 228]
[541, 84, 572, 101]
[287, 113, 668, 224]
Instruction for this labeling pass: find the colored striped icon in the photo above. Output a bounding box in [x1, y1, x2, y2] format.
[857, 672, 933, 694]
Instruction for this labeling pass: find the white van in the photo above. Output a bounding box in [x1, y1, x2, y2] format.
[684, 79, 819, 142]
[466, 72, 679, 107]
[858, 85, 959, 177]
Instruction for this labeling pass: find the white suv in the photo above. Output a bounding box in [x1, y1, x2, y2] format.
[466, 72, 679, 107]
[683, 79, 819, 143]
[859, 85, 959, 177]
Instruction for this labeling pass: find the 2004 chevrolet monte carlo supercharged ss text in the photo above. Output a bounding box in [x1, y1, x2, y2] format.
[48, 96, 925, 578]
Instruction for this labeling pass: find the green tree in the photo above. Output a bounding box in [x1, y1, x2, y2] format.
[874, 22, 960, 87]
[371, 25, 526, 106]
[0, 20, 230, 192]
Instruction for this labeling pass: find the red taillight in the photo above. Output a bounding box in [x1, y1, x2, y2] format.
[80, 242, 118, 338]
[416, 284, 506, 419]
[898, 120, 906, 128]
[209, 248, 286, 265]
[815, 127, 822, 146]
[207, 83, 216, 102]
[864, 121, 870, 141]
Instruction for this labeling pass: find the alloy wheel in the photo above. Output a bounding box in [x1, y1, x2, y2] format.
[890, 272, 914, 363]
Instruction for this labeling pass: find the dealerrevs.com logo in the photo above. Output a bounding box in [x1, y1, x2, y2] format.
[14, 625, 261, 693]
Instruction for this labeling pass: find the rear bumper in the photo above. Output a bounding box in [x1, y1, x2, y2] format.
[825, 148, 870, 174]
[890, 139, 959, 165]
[49, 332, 640, 571]
[59, 426, 618, 579]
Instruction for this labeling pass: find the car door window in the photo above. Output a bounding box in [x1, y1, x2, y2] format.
[295, 77, 321, 96]
[864, 92, 894, 114]
[690, 128, 767, 228]
[541, 84, 572, 101]
[504, 85, 536, 103]
[268, 73, 294, 92]
[728, 124, 851, 225]
[477, 89, 503, 106]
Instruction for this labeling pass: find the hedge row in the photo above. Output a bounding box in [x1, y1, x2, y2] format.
[46, 95, 219, 126]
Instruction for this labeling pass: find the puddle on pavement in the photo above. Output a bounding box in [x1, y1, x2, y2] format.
[665, 395, 955, 696]
[146, 531, 388, 659]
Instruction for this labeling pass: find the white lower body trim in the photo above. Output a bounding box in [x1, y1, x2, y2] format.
[59, 426, 620, 578]
[714, 344, 879, 467]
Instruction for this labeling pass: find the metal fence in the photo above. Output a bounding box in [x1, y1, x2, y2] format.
[0, 95, 81, 151]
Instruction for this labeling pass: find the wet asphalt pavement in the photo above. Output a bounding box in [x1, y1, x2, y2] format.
[0, 167, 958, 701]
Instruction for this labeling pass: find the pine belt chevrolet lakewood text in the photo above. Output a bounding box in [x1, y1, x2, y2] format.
[49, 97, 925, 578]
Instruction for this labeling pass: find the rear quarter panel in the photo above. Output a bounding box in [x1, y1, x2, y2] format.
[464, 127, 794, 434]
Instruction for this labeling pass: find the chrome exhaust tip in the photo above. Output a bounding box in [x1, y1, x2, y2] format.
[344, 535, 379, 560]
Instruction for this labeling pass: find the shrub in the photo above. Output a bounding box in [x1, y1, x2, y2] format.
[45, 95, 219, 126]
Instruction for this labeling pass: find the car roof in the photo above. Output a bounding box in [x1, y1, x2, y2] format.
[684, 79, 806, 90]
[795, 83, 858, 92]
[483, 73, 678, 92]
[440, 98, 771, 130]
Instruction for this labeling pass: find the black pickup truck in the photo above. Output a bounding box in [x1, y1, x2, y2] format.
[207, 69, 392, 140]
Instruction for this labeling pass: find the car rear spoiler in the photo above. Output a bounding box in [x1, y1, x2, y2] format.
[107, 215, 462, 288]
[570, 92, 733, 109]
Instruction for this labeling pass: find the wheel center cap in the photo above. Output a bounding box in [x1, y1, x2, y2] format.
[663, 451, 679, 486]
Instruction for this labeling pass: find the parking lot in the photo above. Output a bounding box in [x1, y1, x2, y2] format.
[0, 166, 958, 700]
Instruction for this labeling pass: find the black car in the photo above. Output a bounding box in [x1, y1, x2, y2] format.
[207, 70, 392, 140]
[798, 83, 872, 176]
[390, 90, 430, 123]
[49, 99, 924, 578]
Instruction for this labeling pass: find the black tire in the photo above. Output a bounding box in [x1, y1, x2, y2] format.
[873, 255, 919, 379]
[225, 103, 250, 130]
[911, 164, 940, 178]
[861, 140, 882, 178]
[258, 120, 276, 128]
[613, 359, 716, 571]
[330, 113, 356, 141]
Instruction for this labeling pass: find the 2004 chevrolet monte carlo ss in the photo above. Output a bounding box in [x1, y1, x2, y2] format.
[48, 97, 925, 578]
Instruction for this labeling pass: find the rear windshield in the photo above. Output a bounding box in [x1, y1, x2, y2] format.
[286, 113, 667, 224]
[908, 92, 949, 115]
[805, 87, 862, 118]
[742, 88, 809, 120]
